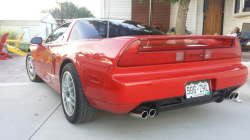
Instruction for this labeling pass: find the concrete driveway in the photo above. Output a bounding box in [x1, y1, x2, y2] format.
[1, 53, 250, 140]
[0, 54, 30, 83]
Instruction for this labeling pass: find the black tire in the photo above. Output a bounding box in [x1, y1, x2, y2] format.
[26, 53, 43, 82]
[61, 63, 99, 124]
[2, 44, 9, 54]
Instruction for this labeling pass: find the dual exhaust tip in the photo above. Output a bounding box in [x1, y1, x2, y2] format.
[229, 92, 238, 100]
[130, 109, 156, 119]
[131, 92, 239, 119]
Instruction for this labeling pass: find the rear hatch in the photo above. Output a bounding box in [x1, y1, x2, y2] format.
[118, 35, 241, 67]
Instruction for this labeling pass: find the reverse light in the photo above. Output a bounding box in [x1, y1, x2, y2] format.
[204, 50, 212, 59]
[176, 52, 185, 62]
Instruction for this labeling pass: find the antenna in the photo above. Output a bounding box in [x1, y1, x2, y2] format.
[107, 0, 110, 39]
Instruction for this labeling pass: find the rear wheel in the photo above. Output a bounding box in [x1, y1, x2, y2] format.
[61, 63, 99, 124]
[26, 53, 43, 82]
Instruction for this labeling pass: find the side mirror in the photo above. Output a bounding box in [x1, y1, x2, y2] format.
[31, 37, 43, 44]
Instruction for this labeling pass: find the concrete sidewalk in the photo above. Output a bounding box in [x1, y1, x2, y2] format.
[0, 54, 29, 83]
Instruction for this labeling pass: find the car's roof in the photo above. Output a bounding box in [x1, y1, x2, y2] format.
[66, 18, 133, 23]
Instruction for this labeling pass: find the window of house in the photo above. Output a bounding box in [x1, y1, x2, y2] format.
[46, 27, 49, 37]
[243, 0, 250, 12]
[234, 0, 250, 16]
[51, 24, 53, 33]
[235, 0, 240, 13]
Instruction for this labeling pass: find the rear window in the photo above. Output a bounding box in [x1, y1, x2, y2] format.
[69, 19, 165, 41]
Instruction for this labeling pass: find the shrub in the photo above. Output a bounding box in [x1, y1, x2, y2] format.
[0, 27, 18, 40]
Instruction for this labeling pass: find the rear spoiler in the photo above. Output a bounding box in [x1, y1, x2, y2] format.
[138, 35, 237, 40]
[137, 35, 237, 51]
[117, 35, 241, 67]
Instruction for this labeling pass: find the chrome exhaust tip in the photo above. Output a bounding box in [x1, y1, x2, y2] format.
[234, 92, 239, 99]
[229, 93, 235, 100]
[130, 111, 148, 119]
[148, 109, 156, 117]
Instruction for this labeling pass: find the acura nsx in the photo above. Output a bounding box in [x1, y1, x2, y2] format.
[26, 19, 248, 123]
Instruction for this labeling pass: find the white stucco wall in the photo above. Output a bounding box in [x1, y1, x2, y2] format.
[40, 14, 58, 40]
[41, 14, 57, 24]
[40, 22, 48, 40]
[101, 0, 132, 20]
[0, 14, 58, 42]
[0, 20, 40, 43]
[170, 0, 204, 35]
[223, 0, 250, 35]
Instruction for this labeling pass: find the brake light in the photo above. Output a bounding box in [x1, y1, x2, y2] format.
[205, 39, 241, 60]
[125, 40, 141, 53]
[118, 40, 141, 67]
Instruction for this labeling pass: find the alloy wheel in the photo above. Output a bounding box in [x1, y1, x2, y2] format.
[62, 71, 76, 117]
[27, 56, 36, 79]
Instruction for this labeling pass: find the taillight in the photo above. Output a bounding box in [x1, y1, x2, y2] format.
[233, 38, 242, 56]
[205, 39, 241, 60]
[118, 38, 241, 67]
[118, 40, 141, 67]
[123, 40, 141, 53]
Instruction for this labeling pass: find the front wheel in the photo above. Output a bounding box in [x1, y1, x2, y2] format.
[61, 63, 99, 124]
[26, 53, 43, 82]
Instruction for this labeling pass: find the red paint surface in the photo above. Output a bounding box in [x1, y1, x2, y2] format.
[29, 20, 248, 114]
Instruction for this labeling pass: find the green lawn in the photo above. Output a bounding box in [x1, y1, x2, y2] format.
[18, 44, 31, 52]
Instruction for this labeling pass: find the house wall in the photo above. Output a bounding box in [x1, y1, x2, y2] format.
[101, 0, 132, 20]
[0, 20, 40, 43]
[195, 0, 204, 35]
[170, 0, 250, 35]
[131, 0, 171, 33]
[223, 0, 250, 35]
[39, 22, 54, 40]
[40, 14, 58, 40]
[0, 14, 58, 42]
[41, 14, 57, 25]
[170, 0, 204, 35]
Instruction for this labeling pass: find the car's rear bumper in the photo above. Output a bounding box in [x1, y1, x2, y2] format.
[87, 86, 238, 114]
[134, 85, 239, 115]
[88, 58, 248, 113]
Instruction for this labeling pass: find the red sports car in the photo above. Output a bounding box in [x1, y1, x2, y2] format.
[26, 19, 248, 124]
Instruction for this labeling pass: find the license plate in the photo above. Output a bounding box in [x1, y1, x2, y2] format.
[185, 80, 210, 99]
